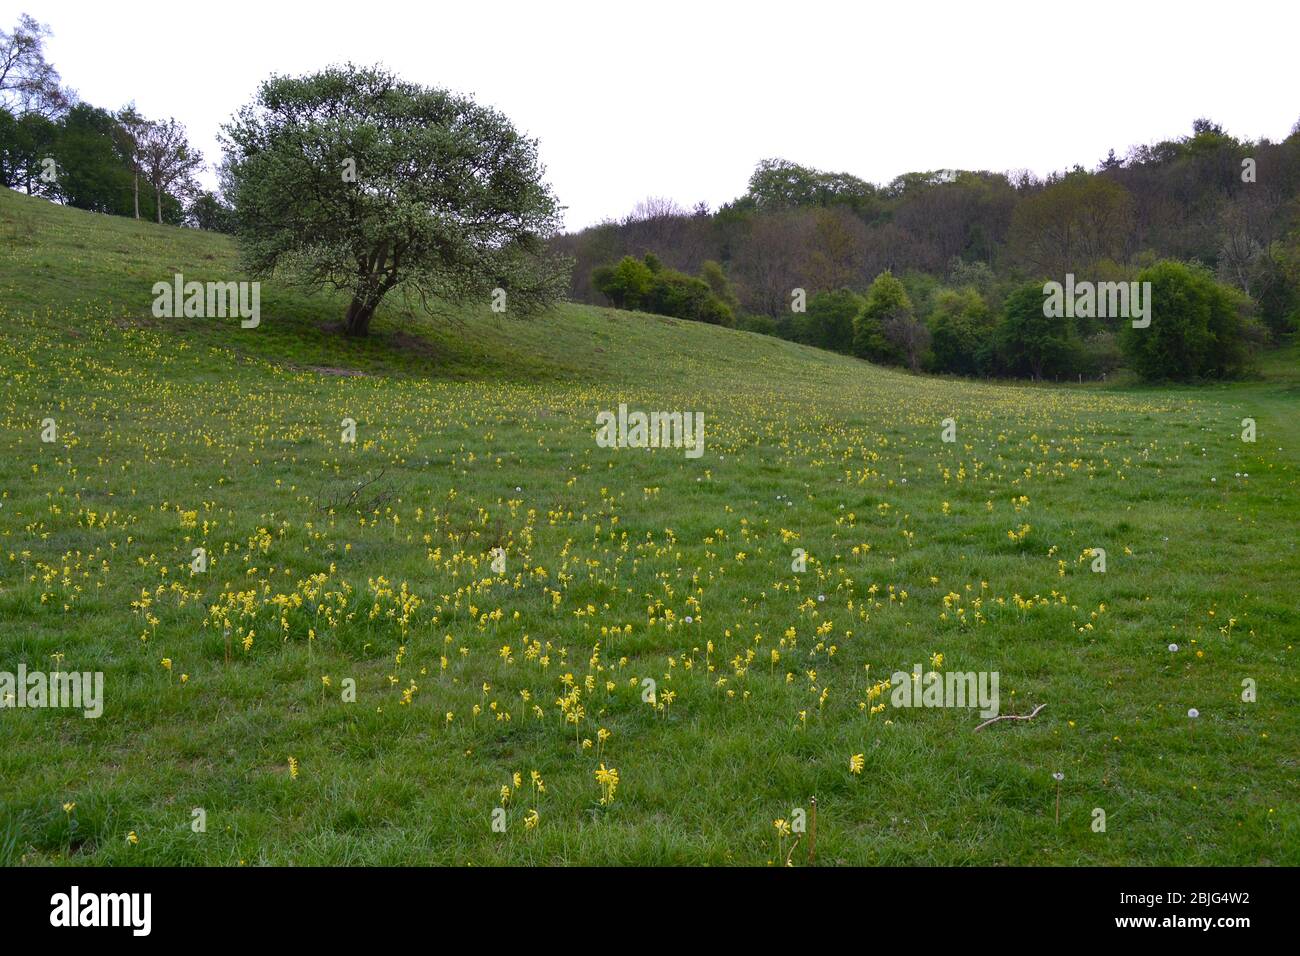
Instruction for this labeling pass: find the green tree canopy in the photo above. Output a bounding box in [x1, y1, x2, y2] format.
[994, 281, 1080, 380]
[854, 271, 913, 363]
[1121, 260, 1256, 381]
[223, 64, 570, 337]
[806, 288, 862, 354]
[928, 286, 993, 375]
[592, 255, 655, 311]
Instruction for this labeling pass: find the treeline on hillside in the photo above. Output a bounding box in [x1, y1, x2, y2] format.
[556, 121, 1300, 381]
[0, 14, 232, 230]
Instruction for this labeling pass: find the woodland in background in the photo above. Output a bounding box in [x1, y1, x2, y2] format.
[557, 121, 1300, 381]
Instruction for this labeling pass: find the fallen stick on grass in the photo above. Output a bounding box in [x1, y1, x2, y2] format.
[973, 703, 1046, 732]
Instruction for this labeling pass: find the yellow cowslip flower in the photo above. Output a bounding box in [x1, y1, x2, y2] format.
[126, 831, 139, 845]
[594, 763, 619, 804]
[524, 809, 539, 830]
[288, 755, 299, 780]
[850, 753, 865, 774]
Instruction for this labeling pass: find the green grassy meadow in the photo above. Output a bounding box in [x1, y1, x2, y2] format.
[0, 187, 1296, 865]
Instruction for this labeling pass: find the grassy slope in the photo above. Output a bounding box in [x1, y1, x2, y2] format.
[0, 187, 1295, 865]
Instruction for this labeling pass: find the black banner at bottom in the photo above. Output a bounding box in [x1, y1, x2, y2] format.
[0, 866, 1279, 941]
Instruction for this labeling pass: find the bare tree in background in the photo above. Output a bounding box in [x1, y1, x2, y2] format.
[137, 118, 204, 224]
[621, 196, 701, 268]
[0, 14, 69, 117]
[733, 210, 814, 316]
[625, 196, 685, 224]
[1216, 192, 1277, 297]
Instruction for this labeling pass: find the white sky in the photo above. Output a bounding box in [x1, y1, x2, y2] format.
[10, 0, 1299, 230]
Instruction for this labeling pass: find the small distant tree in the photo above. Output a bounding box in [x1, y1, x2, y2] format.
[592, 255, 655, 310]
[946, 257, 996, 297]
[699, 260, 738, 311]
[737, 313, 778, 336]
[224, 64, 569, 337]
[114, 104, 147, 219]
[854, 271, 913, 364]
[137, 118, 203, 225]
[625, 197, 685, 223]
[883, 308, 931, 371]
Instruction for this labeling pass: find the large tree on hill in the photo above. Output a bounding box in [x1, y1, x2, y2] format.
[222, 64, 570, 338]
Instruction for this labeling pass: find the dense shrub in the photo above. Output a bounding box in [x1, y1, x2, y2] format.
[993, 281, 1082, 380]
[736, 313, 779, 336]
[1121, 260, 1258, 381]
[804, 288, 862, 354]
[592, 253, 733, 325]
[927, 287, 993, 375]
[853, 271, 912, 364]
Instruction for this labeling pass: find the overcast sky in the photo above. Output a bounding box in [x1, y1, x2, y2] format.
[10, 0, 1298, 230]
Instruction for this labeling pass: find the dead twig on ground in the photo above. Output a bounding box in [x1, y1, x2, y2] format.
[973, 703, 1046, 732]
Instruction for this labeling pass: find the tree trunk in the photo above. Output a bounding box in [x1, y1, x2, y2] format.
[155, 184, 163, 224]
[344, 297, 376, 337]
[133, 172, 140, 220]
